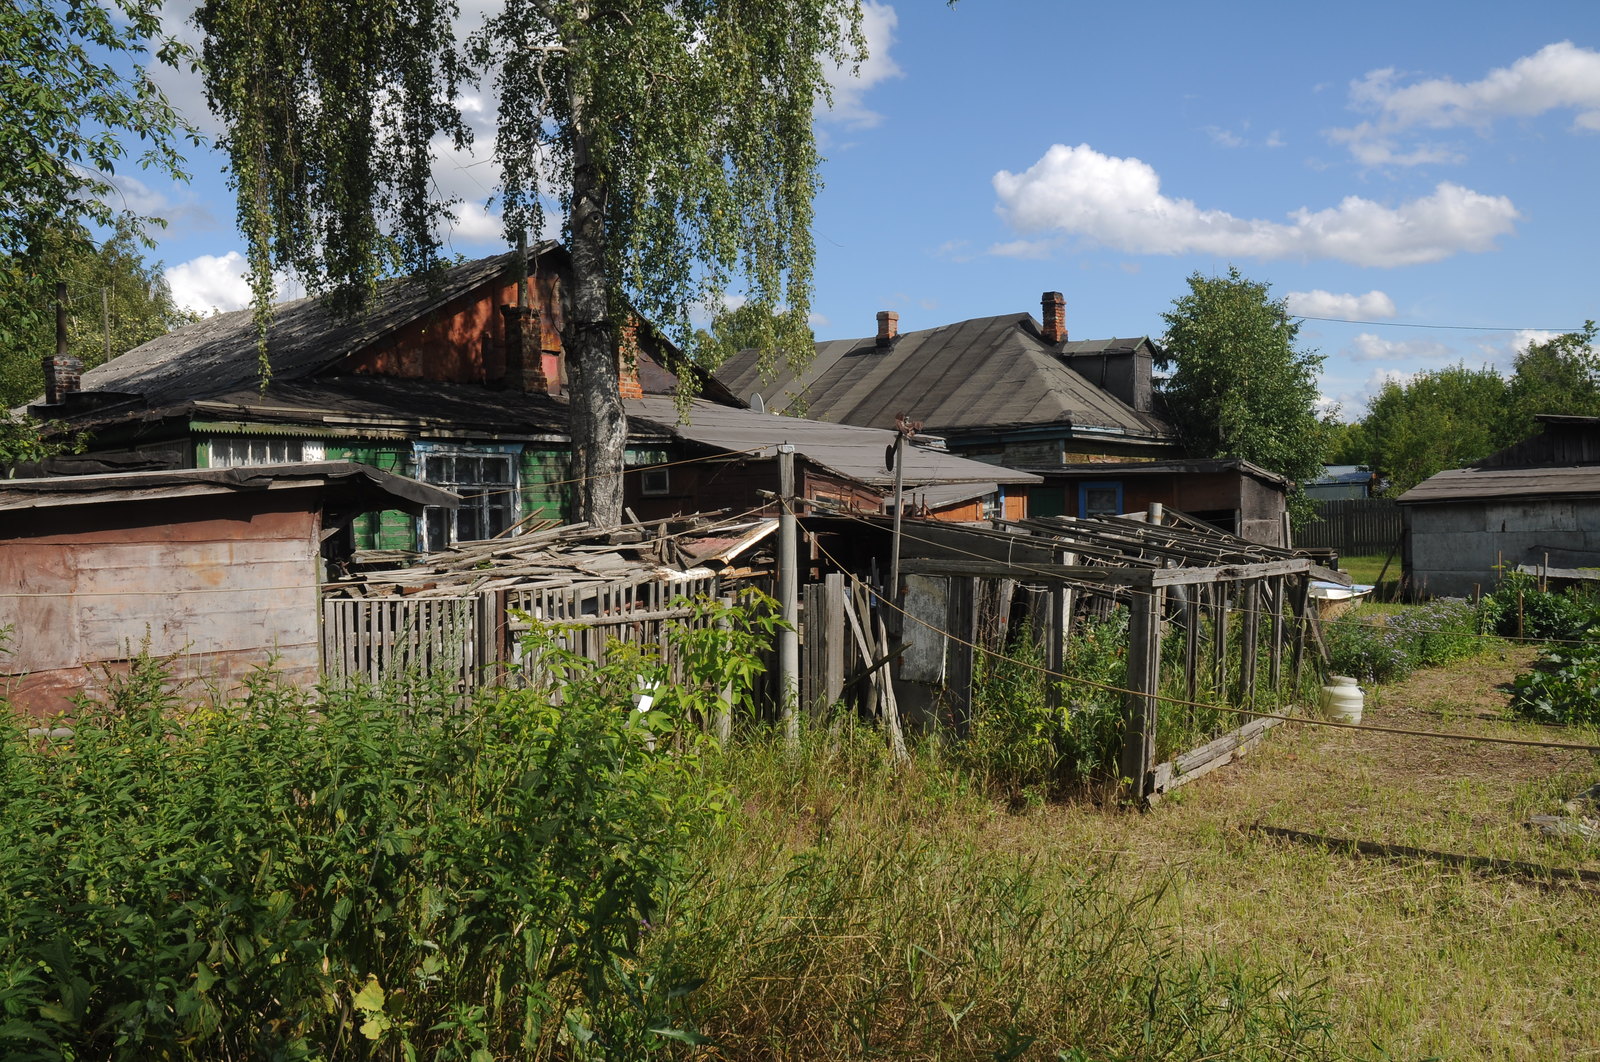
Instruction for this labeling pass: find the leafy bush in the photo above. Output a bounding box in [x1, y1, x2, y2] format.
[959, 613, 1128, 799]
[1482, 570, 1600, 641]
[0, 621, 734, 1059]
[1325, 600, 1483, 684]
[1510, 635, 1600, 726]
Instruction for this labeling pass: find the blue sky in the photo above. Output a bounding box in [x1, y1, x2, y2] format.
[133, 1, 1599, 422]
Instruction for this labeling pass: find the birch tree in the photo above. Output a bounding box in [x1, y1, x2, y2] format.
[194, 0, 864, 524]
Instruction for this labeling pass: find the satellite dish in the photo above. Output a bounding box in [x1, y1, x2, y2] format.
[749, 392, 766, 413]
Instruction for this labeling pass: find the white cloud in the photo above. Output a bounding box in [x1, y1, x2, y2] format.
[992, 143, 1519, 266]
[1286, 289, 1396, 319]
[820, 1, 902, 128]
[1330, 367, 1417, 419]
[1204, 125, 1244, 148]
[988, 237, 1056, 260]
[165, 252, 252, 315]
[164, 253, 307, 315]
[1471, 328, 1562, 370]
[1344, 332, 1453, 363]
[1330, 41, 1600, 165]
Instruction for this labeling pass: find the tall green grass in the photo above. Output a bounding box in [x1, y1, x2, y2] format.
[0, 645, 722, 1060]
[670, 731, 1340, 1060]
[2, 598, 1347, 1060]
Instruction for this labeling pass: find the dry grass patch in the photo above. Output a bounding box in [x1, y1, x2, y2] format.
[694, 646, 1600, 1060]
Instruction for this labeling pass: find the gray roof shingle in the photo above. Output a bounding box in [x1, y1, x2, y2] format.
[715, 313, 1173, 439]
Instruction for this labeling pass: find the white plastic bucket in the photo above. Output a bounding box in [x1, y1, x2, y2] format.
[1320, 675, 1364, 724]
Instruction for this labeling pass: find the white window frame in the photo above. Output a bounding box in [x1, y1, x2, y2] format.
[414, 442, 522, 551]
[207, 437, 324, 468]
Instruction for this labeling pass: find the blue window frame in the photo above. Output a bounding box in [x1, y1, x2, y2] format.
[1078, 481, 1123, 518]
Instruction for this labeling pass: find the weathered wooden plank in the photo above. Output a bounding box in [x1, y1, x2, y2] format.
[1240, 580, 1259, 706]
[1149, 711, 1286, 797]
[1120, 588, 1161, 800]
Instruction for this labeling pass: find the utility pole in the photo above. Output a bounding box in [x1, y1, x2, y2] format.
[777, 442, 800, 746]
[887, 413, 923, 611]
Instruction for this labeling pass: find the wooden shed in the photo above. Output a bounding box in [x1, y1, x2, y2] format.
[0, 463, 457, 717]
[1025, 458, 1290, 546]
[1398, 416, 1600, 598]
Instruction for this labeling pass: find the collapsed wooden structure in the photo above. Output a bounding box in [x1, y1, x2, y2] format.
[317, 502, 1339, 805]
[320, 514, 774, 694]
[803, 506, 1342, 803]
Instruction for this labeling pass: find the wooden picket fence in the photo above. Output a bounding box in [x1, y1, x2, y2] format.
[321, 572, 722, 695]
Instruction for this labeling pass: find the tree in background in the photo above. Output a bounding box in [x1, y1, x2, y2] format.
[1336, 324, 1598, 494]
[1505, 322, 1600, 438]
[695, 301, 816, 381]
[1354, 364, 1510, 495]
[1158, 268, 1331, 520]
[194, 0, 864, 525]
[0, 222, 196, 408]
[0, 0, 192, 364]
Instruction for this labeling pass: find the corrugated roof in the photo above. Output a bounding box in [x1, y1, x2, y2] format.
[1397, 464, 1600, 504]
[714, 314, 1173, 439]
[623, 396, 1041, 490]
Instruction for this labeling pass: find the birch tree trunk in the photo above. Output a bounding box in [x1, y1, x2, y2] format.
[565, 58, 626, 528]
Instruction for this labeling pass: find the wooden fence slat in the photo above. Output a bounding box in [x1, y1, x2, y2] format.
[1298, 498, 1400, 555]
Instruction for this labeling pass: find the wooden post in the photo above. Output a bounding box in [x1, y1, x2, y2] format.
[1211, 584, 1229, 695]
[1239, 580, 1259, 706]
[777, 442, 800, 746]
[1268, 576, 1284, 693]
[1183, 589, 1200, 713]
[945, 576, 977, 735]
[714, 599, 734, 743]
[889, 431, 906, 600]
[1289, 575, 1311, 678]
[1120, 586, 1162, 803]
[1045, 583, 1064, 716]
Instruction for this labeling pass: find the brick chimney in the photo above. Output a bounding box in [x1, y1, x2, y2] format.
[1041, 291, 1067, 344]
[500, 305, 550, 393]
[617, 315, 644, 399]
[875, 310, 899, 350]
[41, 354, 82, 405]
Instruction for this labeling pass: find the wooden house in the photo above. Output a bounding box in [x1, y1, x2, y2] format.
[715, 293, 1291, 543]
[26, 247, 1038, 548]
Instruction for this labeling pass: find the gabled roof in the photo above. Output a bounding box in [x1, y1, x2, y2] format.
[714, 313, 1172, 440]
[1397, 464, 1600, 504]
[37, 249, 550, 414]
[623, 395, 1041, 491]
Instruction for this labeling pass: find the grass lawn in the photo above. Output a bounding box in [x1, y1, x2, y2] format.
[1336, 553, 1403, 599]
[702, 642, 1600, 1060]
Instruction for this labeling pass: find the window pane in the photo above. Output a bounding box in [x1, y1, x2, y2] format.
[416, 447, 520, 549]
